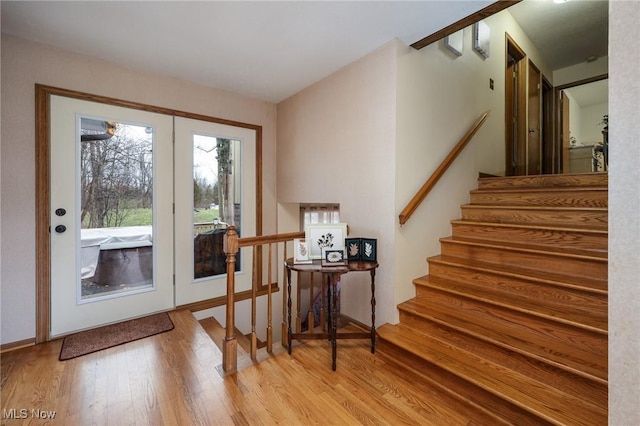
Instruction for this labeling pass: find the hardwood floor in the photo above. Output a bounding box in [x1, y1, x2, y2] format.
[2, 309, 496, 425]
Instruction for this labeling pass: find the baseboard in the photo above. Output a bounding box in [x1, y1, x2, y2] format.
[339, 314, 372, 332]
[1, 338, 36, 353]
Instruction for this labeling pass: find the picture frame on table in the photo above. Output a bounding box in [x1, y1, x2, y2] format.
[345, 237, 362, 260]
[321, 247, 347, 267]
[305, 223, 347, 259]
[293, 238, 312, 264]
[360, 238, 377, 262]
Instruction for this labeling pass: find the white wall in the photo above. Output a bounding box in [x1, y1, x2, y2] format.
[580, 102, 608, 145]
[276, 9, 554, 325]
[609, 1, 640, 423]
[392, 9, 553, 312]
[277, 41, 398, 326]
[566, 91, 583, 143]
[553, 57, 609, 87]
[0, 35, 278, 345]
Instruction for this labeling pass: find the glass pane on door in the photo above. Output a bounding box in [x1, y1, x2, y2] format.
[79, 118, 154, 300]
[192, 135, 241, 279]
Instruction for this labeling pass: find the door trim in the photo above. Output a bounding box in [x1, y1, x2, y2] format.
[553, 74, 608, 173]
[35, 84, 263, 343]
[504, 34, 527, 176]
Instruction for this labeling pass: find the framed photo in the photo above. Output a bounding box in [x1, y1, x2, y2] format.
[345, 238, 362, 260]
[361, 238, 377, 262]
[321, 247, 347, 267]
[305, 223, 347, 259]
[293, 238, 312, 264]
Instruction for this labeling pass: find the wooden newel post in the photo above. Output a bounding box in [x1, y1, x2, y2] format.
[223, 226, 239, 373]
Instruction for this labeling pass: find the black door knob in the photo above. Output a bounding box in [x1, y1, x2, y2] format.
[55, 225, 66, 233]
[55, 208, 67, 217]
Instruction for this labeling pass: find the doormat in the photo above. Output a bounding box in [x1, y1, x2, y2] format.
[59, 312, 174, 361]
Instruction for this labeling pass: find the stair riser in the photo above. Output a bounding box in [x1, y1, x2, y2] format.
[396, 311, 607, 410]
[424, 262, 608, 325]
[440, 240, 607, 281]
[470, 190, 607, 208]
[460, 206, 608, 229]
[402, 292, 608, 380]
[451, 223, 607, 251]
[477, 173, 608, 190]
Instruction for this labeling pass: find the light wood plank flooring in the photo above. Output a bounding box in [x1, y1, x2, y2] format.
[2, 310, 494, 425]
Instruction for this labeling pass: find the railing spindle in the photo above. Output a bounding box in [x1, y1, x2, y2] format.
[282, 243, 288, 347]
[296, 272, 302, 333]
[267, 243, 273, 353]
[308, 271, 315, 331]
[223, 230, 304, 370]
[250, 245, 258, 360]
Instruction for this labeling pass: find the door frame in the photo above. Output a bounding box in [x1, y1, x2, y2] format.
[541, 75, 555, 174]
[554, 74, 608, 174]
[504, 34, 527, 176]
[35, 84, 263, 343]
[527, 59, 542, 175]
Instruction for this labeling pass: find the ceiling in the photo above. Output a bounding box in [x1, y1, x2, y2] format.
[1, 1, 608, 104]
[508, 0, 608, 71]
[0, 1, 491, 103]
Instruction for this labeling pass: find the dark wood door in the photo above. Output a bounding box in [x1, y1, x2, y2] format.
[527, 61, 542, 174]
[505, 36, 527, 176]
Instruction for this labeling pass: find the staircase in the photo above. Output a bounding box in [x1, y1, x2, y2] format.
[377, 173, 608, 425]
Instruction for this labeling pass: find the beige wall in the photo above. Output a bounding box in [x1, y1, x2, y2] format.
[277, 40, 398, 325]
[276, 10, 555, 325]
[393, 10, 553, 314]
[609, 1, 640, 423]
[0, 35, 278, 344]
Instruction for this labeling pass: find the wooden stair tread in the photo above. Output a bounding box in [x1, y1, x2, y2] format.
[381, 315, 607, 409]
[460, 204, 608, 230]
[376, 323, 607, 425]
[199, 317, 268, 372]
[441, 236, 608, 260]
[450, 220, 607, 251]
[414, 274, 607, 333]
[472, 187, 608, 195]
[462, 204, 608, 212]
[398, 297, 607, 380]
[469, 188, 607, 208]
[451, 219, 608, 234]
[477, 173, 608, 189]
[429, 254, 607, 294]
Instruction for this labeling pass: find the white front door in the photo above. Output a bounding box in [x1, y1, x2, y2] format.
[50, 96, 174, 337]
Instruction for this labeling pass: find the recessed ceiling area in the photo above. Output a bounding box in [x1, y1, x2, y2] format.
[508, 0, 608, 71]
[564, 79, 608, 107]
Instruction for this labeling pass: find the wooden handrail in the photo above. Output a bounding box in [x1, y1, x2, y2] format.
[222, 227, 305, 373]
[398, 111, 490, 226]
[238, 231, 305, 247]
